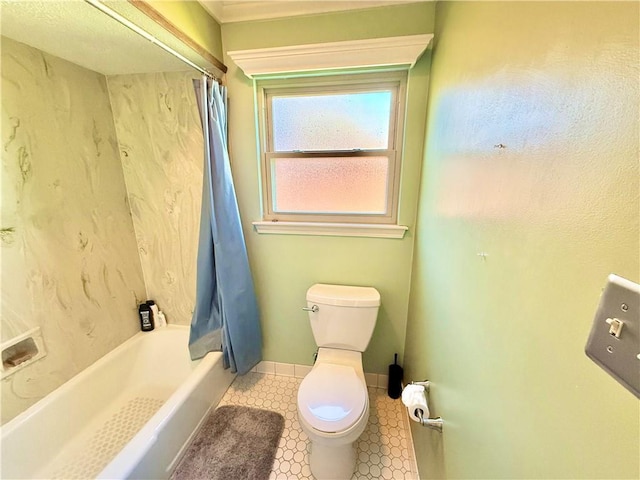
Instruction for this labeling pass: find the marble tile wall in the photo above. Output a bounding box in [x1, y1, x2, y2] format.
[1, 37, 147, 423]
[107, 72, 204, 326]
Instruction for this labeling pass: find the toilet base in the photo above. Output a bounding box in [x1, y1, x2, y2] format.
[309, 441, 356, 480]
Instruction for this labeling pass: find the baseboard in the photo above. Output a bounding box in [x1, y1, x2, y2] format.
[251, 360, 389, 389]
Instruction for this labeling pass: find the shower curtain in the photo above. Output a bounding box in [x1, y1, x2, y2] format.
[189, 76, 262, 375]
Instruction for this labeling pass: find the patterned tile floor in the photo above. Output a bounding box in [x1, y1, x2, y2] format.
[219, 372, 418, 480]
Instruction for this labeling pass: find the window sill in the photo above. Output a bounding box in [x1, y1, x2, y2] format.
[252, 221, 408, 239]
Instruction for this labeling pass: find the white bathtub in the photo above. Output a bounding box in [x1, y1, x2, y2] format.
[1, 325, 235, 479]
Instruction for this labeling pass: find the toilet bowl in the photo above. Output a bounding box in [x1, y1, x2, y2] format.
[297, 284, 380, 480]
[297, 349, 369, 479]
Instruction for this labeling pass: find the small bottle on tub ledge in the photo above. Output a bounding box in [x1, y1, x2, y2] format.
[156, 310, 167, 327]
[139, 302, 154, 331]
[147, 300, 168, 327]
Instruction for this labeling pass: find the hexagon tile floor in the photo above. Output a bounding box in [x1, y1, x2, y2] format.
[218, 372, 419, 480]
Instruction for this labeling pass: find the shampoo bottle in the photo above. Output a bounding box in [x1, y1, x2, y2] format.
[146, 300, 159, 324]
[156, 311, 167, 327]
[139, 303, 154, 331]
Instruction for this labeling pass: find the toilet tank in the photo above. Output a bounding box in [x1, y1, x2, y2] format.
[306, 284, 380, 352]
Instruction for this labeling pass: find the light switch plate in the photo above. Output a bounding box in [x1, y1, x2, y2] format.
[585, 274, 640, 398]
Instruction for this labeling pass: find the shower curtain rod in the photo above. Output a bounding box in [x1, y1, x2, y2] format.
[84, 0, 223, 82]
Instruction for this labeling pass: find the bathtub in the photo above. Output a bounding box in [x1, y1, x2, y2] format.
[1, 325, 235, 479]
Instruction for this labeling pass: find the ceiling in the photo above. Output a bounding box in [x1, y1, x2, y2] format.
[0, 0, 429, 77]
[199, 0, 429, 24]
[0, 1, 216, 76]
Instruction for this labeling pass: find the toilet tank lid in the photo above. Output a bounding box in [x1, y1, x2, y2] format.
[307, 284, 380, 307]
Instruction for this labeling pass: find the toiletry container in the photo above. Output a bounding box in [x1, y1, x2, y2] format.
[138, 303, 154, 331]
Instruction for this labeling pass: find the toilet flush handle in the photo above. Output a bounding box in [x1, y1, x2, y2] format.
[302, 305, 319, 313]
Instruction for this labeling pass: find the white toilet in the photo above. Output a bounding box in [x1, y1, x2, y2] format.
[297, 283, 380, 480]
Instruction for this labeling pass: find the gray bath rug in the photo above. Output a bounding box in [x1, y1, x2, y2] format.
[171, 405, 285, 480]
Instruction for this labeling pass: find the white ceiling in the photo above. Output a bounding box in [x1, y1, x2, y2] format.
[0, 0, 429, 77]
[0, 1, 211, 76]
[200, 0, 429, 24]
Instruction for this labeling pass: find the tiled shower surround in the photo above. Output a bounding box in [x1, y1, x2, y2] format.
[219, 372, 419, 480]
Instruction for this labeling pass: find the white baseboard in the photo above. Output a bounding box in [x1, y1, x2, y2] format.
[252, 360, 389, 389]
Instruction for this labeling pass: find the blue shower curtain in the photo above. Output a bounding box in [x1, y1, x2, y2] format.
[189, 76, 262, 375]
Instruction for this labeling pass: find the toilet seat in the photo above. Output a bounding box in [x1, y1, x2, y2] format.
[297, 362, 367, 433]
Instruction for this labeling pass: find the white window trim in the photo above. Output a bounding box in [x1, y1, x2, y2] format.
[257, 71, 407, 225]
[227, 34, 433, 78]
[252, 221, 408, 239]
[232, 35, 434, 238]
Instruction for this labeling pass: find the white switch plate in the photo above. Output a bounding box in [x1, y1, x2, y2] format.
[585, 274, 640, 398]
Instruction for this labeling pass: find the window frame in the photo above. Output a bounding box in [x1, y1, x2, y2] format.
[257, 71, 407, 225]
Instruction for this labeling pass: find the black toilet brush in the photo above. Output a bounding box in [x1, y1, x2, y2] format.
[388, 353, 403, 399]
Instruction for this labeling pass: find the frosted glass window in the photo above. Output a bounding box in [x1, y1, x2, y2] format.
[272, 156, 389, 214]
[259, 71, 407, 224]
[271, 91, 392, 152]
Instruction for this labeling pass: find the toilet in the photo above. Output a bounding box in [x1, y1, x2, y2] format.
[297, 283, 380, 480]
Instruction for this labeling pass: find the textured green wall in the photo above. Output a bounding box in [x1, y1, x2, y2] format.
[405, 2, 640, 478]
[221, 2, 435, 373]
[148, 0, 223, 60]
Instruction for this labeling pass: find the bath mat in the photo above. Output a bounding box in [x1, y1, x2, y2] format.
[171, 405, 285, 480]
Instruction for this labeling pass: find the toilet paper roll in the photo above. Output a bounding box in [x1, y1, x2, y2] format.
[406, 394, 429, 422]
[401, 384, 424, 405]
[401, 385, 430, 422]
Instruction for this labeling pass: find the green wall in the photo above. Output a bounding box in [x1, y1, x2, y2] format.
[221, 2, 435, 373]
[149, 2, 639, 476]
[404, 1, 640, 478]
[148, 0, 223, 61]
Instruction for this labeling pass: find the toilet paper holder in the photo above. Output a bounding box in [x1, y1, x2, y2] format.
[409, 381, 443, 433]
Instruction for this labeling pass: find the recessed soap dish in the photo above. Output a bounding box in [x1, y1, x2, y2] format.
[1, 327, 47, 379]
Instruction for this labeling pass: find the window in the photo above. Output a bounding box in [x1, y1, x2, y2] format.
[258, 72, 407, 225]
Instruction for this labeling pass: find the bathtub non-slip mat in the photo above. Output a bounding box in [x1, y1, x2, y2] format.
[171, 405, 285, 480]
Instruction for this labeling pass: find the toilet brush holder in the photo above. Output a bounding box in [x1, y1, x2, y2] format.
[388, 353, 403, 399]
